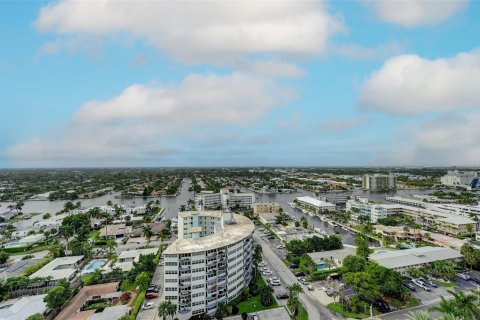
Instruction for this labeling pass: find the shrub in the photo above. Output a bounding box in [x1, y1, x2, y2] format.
[129, 291, 145, 320]
[120, 291, 131, 304]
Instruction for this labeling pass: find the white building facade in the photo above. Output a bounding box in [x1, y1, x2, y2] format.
[162, 211, 255, 319]
[362, 174, 396, 191]
[441, 170, 479, 187]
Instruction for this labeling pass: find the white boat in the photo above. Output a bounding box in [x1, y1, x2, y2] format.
[314, 227, 327, 235]
[327, 221, 337, 227]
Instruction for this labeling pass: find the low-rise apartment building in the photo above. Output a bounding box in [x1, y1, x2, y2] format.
[295, 196, 336, 213]
[29, 255, 84, 287]
[347, 198, 478, 235]
[373, 225, 467, 251]
[253, 202, 282, 215]
[369, 247, 463, 275]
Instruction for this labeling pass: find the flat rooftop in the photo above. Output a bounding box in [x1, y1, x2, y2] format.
[296, 196, 335, 208]
[308, 247, 355, 264]
[118, 248, 158, 260]
[164, 212, 254, 254]
[179, 211, 223, 219]
[29, 255, 83, 281]
[369, 247, 462, 269]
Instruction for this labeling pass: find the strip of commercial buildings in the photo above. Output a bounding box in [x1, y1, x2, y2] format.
[347, 197, 478, 236]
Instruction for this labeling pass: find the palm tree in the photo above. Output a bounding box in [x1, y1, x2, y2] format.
[106, 239, 117, 253]
[143, 224, 153, 243]
[14, 200, 24, 214]
[323, 257, 335, 270]
[158, 300, 176, 320]
[287, 283, 304, 315]
[447, 290, 480, 319]
[431, 297, 459, 317]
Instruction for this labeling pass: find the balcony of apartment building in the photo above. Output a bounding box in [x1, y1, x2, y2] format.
[217, 277, 227, 286]
[179, 272, 192, 279]
[178, 307, 191, 314]
[217, 270, 227, 278]
[180, 263, 191, 271]
[207, 251, 217, 258]
[207, 277, 217, 286]
[179, 280, 191, 288]
[180, 289, 191, 297]
[207, 259, 217, 267]
[207, 272, 217, 280]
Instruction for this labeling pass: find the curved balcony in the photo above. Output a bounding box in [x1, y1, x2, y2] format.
[178, 308, 191, 314]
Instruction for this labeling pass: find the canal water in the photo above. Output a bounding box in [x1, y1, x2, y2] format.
[0, 179, 450, 246]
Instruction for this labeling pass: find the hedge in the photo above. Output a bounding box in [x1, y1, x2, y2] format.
[130, 291, 146, 320]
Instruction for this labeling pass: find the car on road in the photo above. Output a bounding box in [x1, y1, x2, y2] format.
[262, 271, 273, 276]
[404, 282, 417, 291]
[258, 261, 267, 267]
[276, 245, 284, 249]
[307, 284, 314, 291]
[299, 278, 309, 285]
[252, 316, 260, 320]
[276, 292, 289, 299]
[457, 273, 471, 280]
[142, 302, 155, 310]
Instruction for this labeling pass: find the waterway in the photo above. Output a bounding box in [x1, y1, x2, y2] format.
[0, 179, 452, 246]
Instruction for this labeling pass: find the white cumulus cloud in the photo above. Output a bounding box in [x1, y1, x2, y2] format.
[35, 0, 344, 64]
[7, 73, 295, 166]
[358, 49, 480, 114]
[364, 0, 468, 27]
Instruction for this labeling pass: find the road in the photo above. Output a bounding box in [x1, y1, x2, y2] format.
[253, 230, 338, 320]
[379, 298, 444, 320]
[136, 260, 164, 319]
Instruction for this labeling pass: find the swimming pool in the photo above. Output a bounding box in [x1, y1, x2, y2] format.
[81, 259, 106, 275]
[316, 263, 326, 270]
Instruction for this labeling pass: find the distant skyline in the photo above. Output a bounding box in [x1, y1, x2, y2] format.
[1, 0, 479, 168]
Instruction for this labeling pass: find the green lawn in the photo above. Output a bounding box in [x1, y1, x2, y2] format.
[88, 230, 100, 239]
[296, 304, 308, 320]
[237, 295, 278, 314]
[435, 280, 457, 287]
[327, 302, 366, 319]
[8, 245, 49, 256]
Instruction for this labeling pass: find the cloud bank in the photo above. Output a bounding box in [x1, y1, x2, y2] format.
[7, 73, 295, 165]
[35, 0, 344, 64]
[359, 49, 480, 114]
[365, 0, 468, 27]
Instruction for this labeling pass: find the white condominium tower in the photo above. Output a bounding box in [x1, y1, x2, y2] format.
[162, 211, 255, 319]
[362, 174, 396, 191]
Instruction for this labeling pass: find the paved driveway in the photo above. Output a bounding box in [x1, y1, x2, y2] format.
[136, 263, 164, 320]
[253, 229, 338, 320]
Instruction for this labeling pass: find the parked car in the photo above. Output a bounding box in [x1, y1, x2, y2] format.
[299, 278, 309, 285]
[457, 273, 471, 280]
[276, 292, 289, 299]
[425, 279, 437, 287]
[147, 287, 159, 293]
[276, 245, 284, 249]
[146, 292, 158, 299]
[289, 263, 299, 269]
[258, 261, 267, 267]
[307, 284, 314, 291]
[294, 272, 305, 277]
[142, 302, 155, 310]
[262, 271, 273, 276]
[404, 282, 417, 291]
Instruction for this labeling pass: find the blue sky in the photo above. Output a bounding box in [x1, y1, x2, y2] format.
[1, 0, 479, 168]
